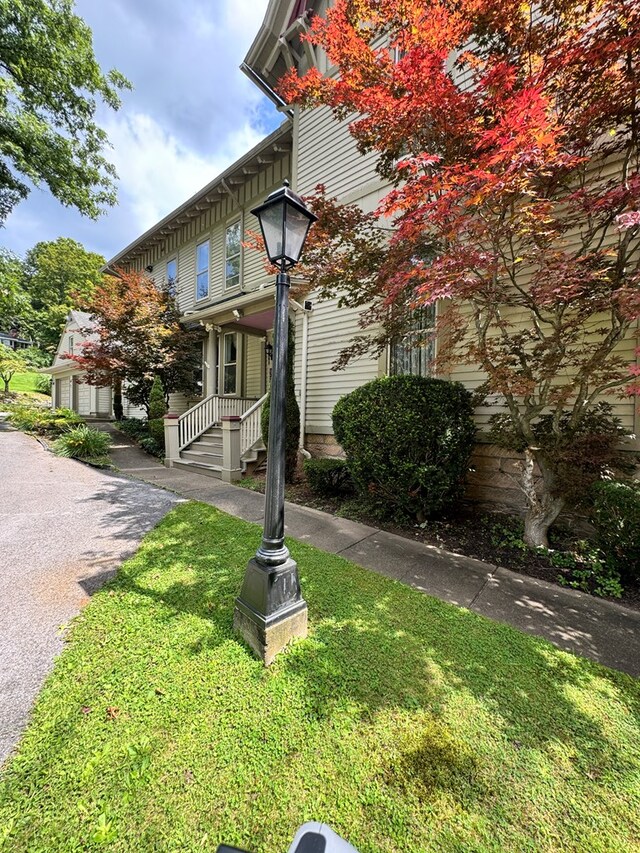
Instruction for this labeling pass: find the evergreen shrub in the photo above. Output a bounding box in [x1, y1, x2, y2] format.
[592, 480, 640, 582]
[304, 457, 354, 497]
[332, 375, 476, 520]
[147, 376, 167, 450]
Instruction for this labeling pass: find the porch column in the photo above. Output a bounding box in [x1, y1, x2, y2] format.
[206, 326, 217, 396]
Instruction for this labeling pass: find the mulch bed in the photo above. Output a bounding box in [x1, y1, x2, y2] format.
[242, 472, 640, 613]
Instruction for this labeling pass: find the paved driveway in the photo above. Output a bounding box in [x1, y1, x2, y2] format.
[0, 428, 181, 766]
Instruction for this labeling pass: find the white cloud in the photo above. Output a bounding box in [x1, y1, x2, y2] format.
[105, 111, 265, 234]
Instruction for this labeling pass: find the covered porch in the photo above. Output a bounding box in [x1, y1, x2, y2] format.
[165, 294, 276, 480]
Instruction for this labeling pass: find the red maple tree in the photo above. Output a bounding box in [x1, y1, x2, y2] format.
[283, 0, 640, 546]
[65, 270, 201, 416]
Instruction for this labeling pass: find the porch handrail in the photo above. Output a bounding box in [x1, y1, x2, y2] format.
[178, 395, 261, 451]
[239, 393, 268, 457]
[178, 394, 218, 450]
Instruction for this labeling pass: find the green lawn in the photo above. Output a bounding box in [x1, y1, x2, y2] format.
[1, 503, 638, 852]
[7, 371, 42, 393]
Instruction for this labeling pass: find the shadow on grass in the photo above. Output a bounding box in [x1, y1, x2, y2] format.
[112, 506, 640, 782]
[6, 502, 637, 852]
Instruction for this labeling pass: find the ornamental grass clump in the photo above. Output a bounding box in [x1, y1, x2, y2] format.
[52, 424, 111, 463]
[333, 375, 475, 521]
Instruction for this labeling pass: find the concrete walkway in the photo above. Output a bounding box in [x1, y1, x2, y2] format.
[102, 424, 640, 678]
[0, 425, 181, 766]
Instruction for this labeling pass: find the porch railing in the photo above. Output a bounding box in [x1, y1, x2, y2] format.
[178, 395, 258, 451]
[239, 393, 267, 458]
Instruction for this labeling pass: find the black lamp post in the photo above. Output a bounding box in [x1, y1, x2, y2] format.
[233, 180, 317, 665]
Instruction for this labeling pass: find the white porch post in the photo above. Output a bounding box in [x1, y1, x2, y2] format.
[220, 416, 242, 482]
[206, 326, 217, 396]
[163, 414, 180, 467]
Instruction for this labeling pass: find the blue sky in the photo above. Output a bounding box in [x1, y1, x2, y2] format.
[1, 0, 280, 262]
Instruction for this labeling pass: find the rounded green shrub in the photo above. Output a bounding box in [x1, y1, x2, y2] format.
[332, 375, 476, 520]
[592, 480, 640, 582]
[52, 425, 111, 462]
[304, 457, 354, 497]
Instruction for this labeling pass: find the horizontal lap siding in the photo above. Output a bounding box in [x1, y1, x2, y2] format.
[158, 155, 291, 314]
[297, 106, 380, 199]
[244, 335, 264, 399]
[296, 297, 381, 434]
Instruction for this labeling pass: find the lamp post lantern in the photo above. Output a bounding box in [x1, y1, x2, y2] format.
[233, 180, 317, 665]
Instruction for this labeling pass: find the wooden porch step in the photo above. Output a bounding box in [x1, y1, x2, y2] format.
[181, 449, 223, 465]
[172, 459, 223, 479]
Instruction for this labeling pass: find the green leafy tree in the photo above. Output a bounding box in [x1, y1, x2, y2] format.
[0, 248, 27, 332]
[0, 0, 131, 223]
[22, 237, 105, 349]
[0, 342, 26, 391]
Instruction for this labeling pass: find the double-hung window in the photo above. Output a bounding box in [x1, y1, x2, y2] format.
[166, 258, 177, 296]
[196, 240, 209, 300]
[225, 220, 241, 290]
[223, 333, 237, 395]
[390, 305, 436, 377]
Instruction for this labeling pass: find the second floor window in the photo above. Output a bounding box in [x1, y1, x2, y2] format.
[225, 221, 241, 289]
[166, 258, 177, 296]
[196, 240, 209, 300]
[68, 335, 74, 354]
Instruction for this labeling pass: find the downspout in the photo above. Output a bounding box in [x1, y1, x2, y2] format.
[290, 298, 311, 459]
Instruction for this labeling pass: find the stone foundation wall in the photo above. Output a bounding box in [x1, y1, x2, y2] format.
[304, 434, 637, 524]
[304, 433, 346, 459]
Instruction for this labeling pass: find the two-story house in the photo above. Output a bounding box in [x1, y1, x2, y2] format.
[81, 0, 637, 506]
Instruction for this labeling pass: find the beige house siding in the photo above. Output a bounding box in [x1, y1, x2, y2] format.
[244, 335, 264, 399]
[128, 153, 291, 316]
[297, 105, 381, 201]
[294, 297, 381, 435]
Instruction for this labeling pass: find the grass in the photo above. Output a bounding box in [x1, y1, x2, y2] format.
[0, 503, 638, 852]
[7, 372, 41, 393]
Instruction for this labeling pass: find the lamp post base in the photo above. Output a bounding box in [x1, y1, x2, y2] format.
[234, 557, 308, 665]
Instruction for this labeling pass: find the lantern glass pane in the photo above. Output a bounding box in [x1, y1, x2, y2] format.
[284, 204, 312, 264]
[259, 200, 285, 262]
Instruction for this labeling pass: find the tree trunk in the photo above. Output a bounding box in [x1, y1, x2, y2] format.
[521, 447, 564, 549]
[3, 378, 9, 392]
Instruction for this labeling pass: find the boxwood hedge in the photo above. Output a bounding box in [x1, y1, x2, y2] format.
[332, 375, 476, 520]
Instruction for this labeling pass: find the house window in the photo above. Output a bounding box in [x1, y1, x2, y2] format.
[390, 305, 436, 377]
[166, 258, 177, 296]
[225, 220, 241, 290]
[196, 240, 209, 300]
[223, 332, 237, 395]
[68, 335, 74, 355]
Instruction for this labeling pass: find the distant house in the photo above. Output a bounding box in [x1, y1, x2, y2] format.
[44, 311, 144, 419]
[0, 331, 31, 350]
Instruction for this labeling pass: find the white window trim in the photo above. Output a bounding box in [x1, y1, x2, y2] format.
[196, 239, 210, 302]
[224, 216, 243, 292]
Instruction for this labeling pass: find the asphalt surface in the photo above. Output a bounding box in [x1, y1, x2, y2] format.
[0, 426, 180, 766]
